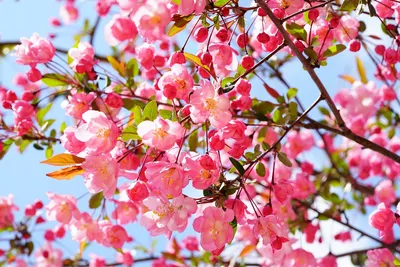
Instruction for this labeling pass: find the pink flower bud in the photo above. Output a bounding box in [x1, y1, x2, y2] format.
[375, 45, 386, 55]
[349, 40, 361, 52]
[35, 216, 46, 224]
[25, 204, 36, 217]
[168, 51, 186, 67]
[49, 17, 61, 27]
[216, 28, 228, 42]
[236, 33, 249, 48]
[308, 9, 319, 20]
[194, 27, 208, 43]
[21, 91, 35, 102]
[241, 55, 254, 70]
[27, 67, 41, 83]
[199, 154, 216, 170]
[54, 225, 66, 238]
[126, 181, 149, 202]
[200, 52, 212, 65]
[44, 230, 55, 242]
[257, 32, 270, 44]
[34, 200, 44, 209]
[272, 8, 285, 19]
[329, 17, 340, 28]
[257, 7, 267, 17]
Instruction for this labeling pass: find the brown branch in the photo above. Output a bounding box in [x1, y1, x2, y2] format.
[254, 1, 400, 164]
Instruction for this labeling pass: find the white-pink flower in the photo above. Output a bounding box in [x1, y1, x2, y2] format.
[75, 110, 119, 155]
[137, 118, 184, 151]
[190, 80, 231, 129]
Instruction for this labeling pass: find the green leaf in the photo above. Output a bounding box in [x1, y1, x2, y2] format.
[213, 15, 220, 30]
[45, 146, 53, 159]
[286, 88, 298, 100]
[340, 0, 359, 11]
[273, 109, 282, 123]
[289, 102, 298, 120]
[60, 122, 67, 133]
[189, 130, 198, 151]
[122, 125, 140, 142]
[318, 107, 330, 116]
[304, 47, 318, 60]
[171, 0, 180, 4]
[123, 99, 146, 111]
[159, 109, 173, 120]
[89, 192, 103, 209]
[214, 0, 230, 7]
[322, 44, 346, 58]
[133, 106, 143, 125]
[126, 58, 139, 78]
[143, 100, 158, 121]
[286, 22, 307, 41]
[262, 141, 270, 151]
[33, 143, 44, 150]
[256, 162, 266, 177]
[278, 152, 292, 167]
[168, 14, 194, 37]
[41, 73, 69, 87]
[37, 103, 52, 126]
[229, 157, 245, 176]
[0, 139, 13, 160]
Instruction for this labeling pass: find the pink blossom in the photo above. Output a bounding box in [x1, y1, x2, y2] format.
[104, 15, 137, 46]
[75, 110, 119, 155]
[0, 194, 18, 228]
[284, 130, 315, 159]
[284, 248, 317, 267]
[68, 42, 97, 73]
[82, 153, 119, 199]
[12, 100, 34, 119]
[333, 15, 359, 43]
[137, 118, 184, 151]
[35, 242, 63, 267]
[369, 202, 395, 231]
[193, 207, 234, 252]
[375, 180, 396, 205]
[225, 199, 249, 225]
[89, 254, 106, 267]
[46, 192, 80, 224]
[13, 33, 55, 66]
[178, 0, 206, 15]
[374, 0, 395, 18]
[208, 43, 238, 76]
[292, 173, 316, 200]
[111, 200, 139, 224]
[126, 180, 149, 202]
[60, 3, 79, 25]
[136, 43, 155, 70]
[158, 64, 194, 101]
[253, 215, 288, 248]
[60, 126, 86, 154]
[318, 255, 337, 267]
[70, 212, 101, 243]
[132, 1, 170, 42]
[99, 220, 131, 249]
[182, 236, 199, 251]
[141, 195, 197, 238]
[366, 248, 395, 267]
[334, 231, 352, 242]
[304, 223, 319, 243]
[144, 161, 188, 197]
[190, 80, 231, 129]
[116, 251, 134, 266]
[184, 155, 219, 190]
[65, 90, 96, 120]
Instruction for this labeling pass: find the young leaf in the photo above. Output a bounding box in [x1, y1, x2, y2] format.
[37, 103, 53, 126]
[107, 56, 124, 76]
[229, 157, 245, 176]
[340, 0, 359, 11]
[41, 153, 85, 166]
[278, 152, 292, 167]
[286, 22, 307, 42]
[122, 125, 140, 142]
[256, 162, 266, 177]
[89, 192, 103, 209]
[46, 166, 85, 180]
[143, 100, 158, 121]
[239, 244, 256, 257]
[126, 58, 139, 78]
[356, 57, 368, 84]
[184, 52, 216, 79]
[214, 0, 230, 7]
[322, 44, 346, 58]
[167, 14, 194, 37]
[41, 74, 69, 87]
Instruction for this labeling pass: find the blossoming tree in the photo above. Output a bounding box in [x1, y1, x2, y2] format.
[1, 0, 400, 266]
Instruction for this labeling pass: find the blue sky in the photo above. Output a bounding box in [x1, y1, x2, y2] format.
[0, 0, 392, 266]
